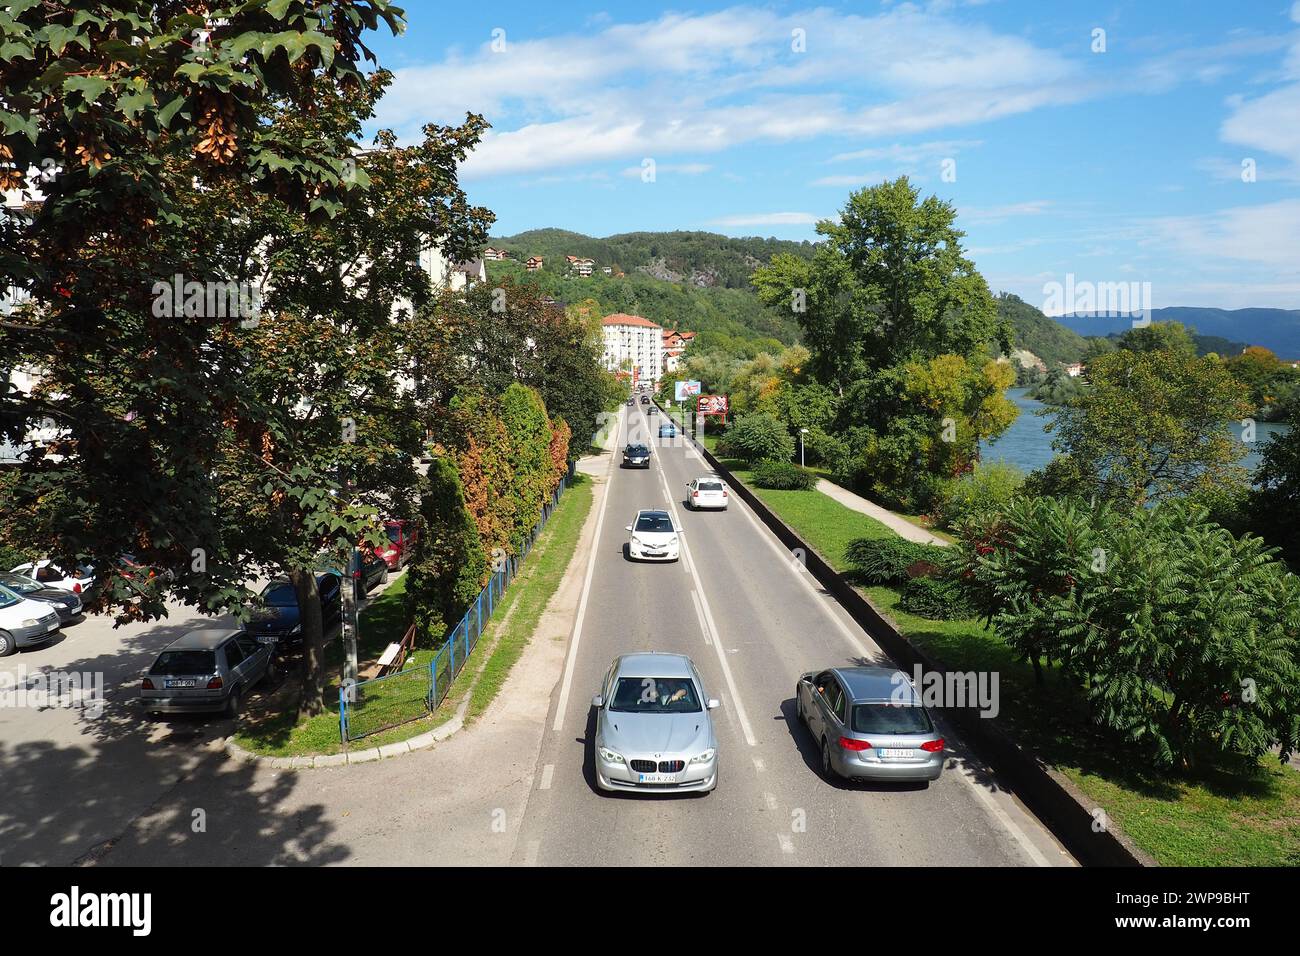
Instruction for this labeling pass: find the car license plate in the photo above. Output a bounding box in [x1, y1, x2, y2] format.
[878, 748, 915, 759]
[165, 679, 196, 688]
[45, 620, 58, 631]
[638, 772, 677, 784]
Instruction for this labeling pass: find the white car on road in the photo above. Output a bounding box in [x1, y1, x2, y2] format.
[9, 560, 95, 597]
[625, 509, 681, 562]
[685, 476, 728, 510]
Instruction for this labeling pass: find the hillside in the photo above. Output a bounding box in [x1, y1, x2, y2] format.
[996, 293, 1088, 367]
[485, 259, 799, 355]
[1056, 308, 1300, 358]
[488, 228, 818, 290]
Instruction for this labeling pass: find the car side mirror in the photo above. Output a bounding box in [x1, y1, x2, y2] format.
[591, 695, 603, 708]
[625, 525, 633, 532]
[707, 699, 720, 710]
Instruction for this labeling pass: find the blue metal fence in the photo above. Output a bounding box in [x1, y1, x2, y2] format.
[339, 476, 569, 742]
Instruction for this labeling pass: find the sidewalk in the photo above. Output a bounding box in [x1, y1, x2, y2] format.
[814, 478, 948, 546]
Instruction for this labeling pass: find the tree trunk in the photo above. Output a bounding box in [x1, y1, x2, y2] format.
[293, 568, 326, 718]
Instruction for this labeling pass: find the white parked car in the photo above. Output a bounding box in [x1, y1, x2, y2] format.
[0, 582, 62, 656]
[685, 476, 728, 510]
[625, 509, 681, 562]
[9, 560, 95, 597]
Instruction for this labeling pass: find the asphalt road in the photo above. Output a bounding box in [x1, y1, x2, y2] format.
[508, 403, 1073, 866]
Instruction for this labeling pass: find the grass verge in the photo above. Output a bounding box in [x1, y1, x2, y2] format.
[232, 473, 595, 758]
[723, 462, 1300, 866]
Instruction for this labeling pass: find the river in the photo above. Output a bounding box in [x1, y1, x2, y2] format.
[980, 388, 1291, 476]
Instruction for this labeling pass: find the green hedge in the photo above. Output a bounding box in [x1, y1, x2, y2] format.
[898, 575, 973, 620]
[843, 536, 946, 585]
[751, 459, 819, 490]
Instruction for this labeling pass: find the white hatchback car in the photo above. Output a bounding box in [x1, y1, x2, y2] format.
[0, 583, 62, 656]
[685, 476, 728, 510]
[625, 509, 681, 562]
[9, 560, 95, 597]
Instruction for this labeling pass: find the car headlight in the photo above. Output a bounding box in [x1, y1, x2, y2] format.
[630, 536, 642, 547]
[21, 619, 39, 627]
[598, 747, 624, 763]
[690, 749, 716, 764]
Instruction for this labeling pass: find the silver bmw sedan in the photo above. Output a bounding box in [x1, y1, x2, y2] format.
[592, 652, 720, 794]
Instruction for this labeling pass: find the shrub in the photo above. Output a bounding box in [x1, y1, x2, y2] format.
[934, 461, 1025, 529]
[844, 537, 946, 585]
[898, 575, 974, 620]
[751, 459, 819, 490]
[716, 412, 794, 464]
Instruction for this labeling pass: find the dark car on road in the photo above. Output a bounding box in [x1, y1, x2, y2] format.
[640, 394, 650, 404]
[244, 573, 343, 646]
[622, 443, 651, 468]
[140, 628, 277, 717]
[0, 571, 82, 624]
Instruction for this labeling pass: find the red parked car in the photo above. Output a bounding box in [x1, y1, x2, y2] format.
[378, 520, 419, 570]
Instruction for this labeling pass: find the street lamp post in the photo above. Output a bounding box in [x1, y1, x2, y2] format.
[799, 427, 808, 468]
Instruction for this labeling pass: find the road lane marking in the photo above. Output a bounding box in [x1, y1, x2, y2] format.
[956, 761, 1053, 867]
[689, 590, 713, 646]
[654, 446, 757, 747]
[552, 406, 622, 732]
[753, 757, 766, 772]
[763, 792, 778, 811]
[524, 839, 541, 866]
[539, 764, 554, 790]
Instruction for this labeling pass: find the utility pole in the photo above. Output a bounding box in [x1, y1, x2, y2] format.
[342, 545, 359, 685]
[800, 427, 808, 467]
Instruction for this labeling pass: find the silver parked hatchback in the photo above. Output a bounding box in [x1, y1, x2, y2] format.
[593, 652, 720, 794]
[140, 628, 277, 717]
[796, 666, 946, 783]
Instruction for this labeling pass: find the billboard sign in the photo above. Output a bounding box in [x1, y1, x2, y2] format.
[675, 380, 702, 402]
[697, 395, 728, 417]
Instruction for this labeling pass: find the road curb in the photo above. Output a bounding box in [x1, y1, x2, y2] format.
[670, 403, 1156, 868]
[223, 713, 463, 770]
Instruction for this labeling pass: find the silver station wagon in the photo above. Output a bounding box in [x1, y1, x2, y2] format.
[140, 628, 277, 717]
[796, 666, 946, 784]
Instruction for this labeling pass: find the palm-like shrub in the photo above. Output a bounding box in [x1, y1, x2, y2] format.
[716, 412, 795, 464]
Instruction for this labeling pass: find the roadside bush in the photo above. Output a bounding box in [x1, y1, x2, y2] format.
[898, 575, 973, 620]
[751, 459, 818, 490]
[934, 461, 1025, 529]
[844, 537, 946, 585]
[716, 412, 794, 464]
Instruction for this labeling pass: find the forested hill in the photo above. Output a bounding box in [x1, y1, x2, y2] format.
[996, 293, 1088, 366]
[488, 228, 818, 290]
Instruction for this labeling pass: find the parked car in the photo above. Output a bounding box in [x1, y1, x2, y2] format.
[244, 573, 343, 646]
[378, 519, 419, 570]
[625, 509, 681, 562]
[0, 571, 82, 624]
[592, 652, 720, 794]
[685, 477, 727, 510]
[622, 443, 651, 468]
[0, 582, 62, 656]
[658, 422, 676, 438]
[9, 559, 95, 597]
[118, 553, 176, 584]
[140, 628, 277, 716]
[796, 666, 946, 784]
[314, 549, 387, 600]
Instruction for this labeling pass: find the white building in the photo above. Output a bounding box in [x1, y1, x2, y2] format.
[602, 313, 663, 386]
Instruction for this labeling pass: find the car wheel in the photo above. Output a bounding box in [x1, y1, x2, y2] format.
[225, 685, 242, 718]
[820, 737, 840, 781]
[796, 690, 805, 724]
[380, 565, 389, 586]
[0, 631, 14, 657]
[265, 655, 279, 684]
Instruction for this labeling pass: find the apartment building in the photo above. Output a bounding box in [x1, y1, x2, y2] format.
[602, 313, 663, 386]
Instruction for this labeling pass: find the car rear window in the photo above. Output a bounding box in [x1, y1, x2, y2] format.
[851, 703, 934, 735]
[0, 573, 40, 593]
[386, 526, 402, 543]
[609, 677, 701, 713]
[150, 650, 216, 675]
[635, 514, 673, 532]
[698, 481, 723, 491]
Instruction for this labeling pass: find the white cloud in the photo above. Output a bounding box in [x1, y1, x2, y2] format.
[706, 212, 821, 227]
[959, 201, 1053, 224]
[1144, 199, 1300, 270]
[620, 162, 713, 178]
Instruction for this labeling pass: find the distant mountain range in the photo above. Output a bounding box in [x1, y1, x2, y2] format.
[1055, 308, 1300, 359]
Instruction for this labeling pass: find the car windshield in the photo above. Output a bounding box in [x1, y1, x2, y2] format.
[0, 584, 22, 609]
[386, 526, 402, 543]
[635, 514, 674, 533]
[150, 650, 216, 675]
[261, 583, 297, 606]
[0, 573, 40, 593]
[851, 702, 934, 735]
[698, 481, 723, 492]
[626, 445, 648, 454]
[610, 676, 701, 713]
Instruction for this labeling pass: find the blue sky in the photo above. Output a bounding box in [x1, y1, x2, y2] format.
[363, 1, 1300, 310]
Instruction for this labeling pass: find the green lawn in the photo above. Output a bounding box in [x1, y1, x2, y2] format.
[719, 464, 1300, 867]
[232, 474, 596, 757]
